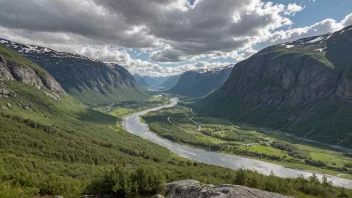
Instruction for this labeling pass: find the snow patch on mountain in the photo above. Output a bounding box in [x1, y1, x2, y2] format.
[0, 38, 101, 63]
[307, 36, 324, 44]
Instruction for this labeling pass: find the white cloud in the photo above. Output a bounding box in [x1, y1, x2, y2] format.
[0, 0, 351, 77]
[0, 0, 298, 63]
[266, 18, 345, 45]
[284, 3, 305, 16]
[342, 13, 352, 27]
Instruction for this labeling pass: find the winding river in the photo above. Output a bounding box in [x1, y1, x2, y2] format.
[122, 98, 352, 189]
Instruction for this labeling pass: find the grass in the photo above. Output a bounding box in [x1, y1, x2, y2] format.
[94, 94, 171, 120]
[143, 105, 352, 179]
[246, 145, 284, 156]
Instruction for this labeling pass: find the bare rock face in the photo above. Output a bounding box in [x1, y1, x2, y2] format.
[0, 60, 14, 81]
[0, 88, 10, 95]
[0, 55, 6, 64]
[165, 180, 290, 198]
[0, 54, 65, 95]
[151, 194, 165, 198]
[10, 63, 43, 89]
[41, 75, 66, 94]
[0, 105, 9, 111]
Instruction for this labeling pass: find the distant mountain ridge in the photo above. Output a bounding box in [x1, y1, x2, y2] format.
[0, 38, 146, 106]
[133, 75, 170, 89]
[168, 66, 233, 97]
[159, 74, 180, 90]
[133, 74, 150, 88]
[195, 25, 352, 147]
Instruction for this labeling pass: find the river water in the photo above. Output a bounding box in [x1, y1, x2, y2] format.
[122, 98, 352, 189]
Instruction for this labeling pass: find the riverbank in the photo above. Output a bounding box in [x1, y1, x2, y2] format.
[122, 98, 352, 189]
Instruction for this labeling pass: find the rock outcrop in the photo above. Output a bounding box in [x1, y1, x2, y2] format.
[165, 180, 289, 198]
[196, 25, 352, 147]
[0, 50, 65, 96]
[10, 63, 44, 89]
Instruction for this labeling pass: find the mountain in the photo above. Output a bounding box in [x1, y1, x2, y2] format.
[168, 66, 233, 97]
[133, 75, 169, 88]
[143, 76, 168, 88]
[133, 74, 150, 88]
[0, 38, 146, 106]
[159, 74, 180, 90]
[195, 25, 352, 147]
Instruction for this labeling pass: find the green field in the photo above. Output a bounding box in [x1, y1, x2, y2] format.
[143, 106, 352, 179]
[94, 94, 171, 124]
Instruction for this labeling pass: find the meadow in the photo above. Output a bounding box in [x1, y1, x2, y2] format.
[143, 105, 352, 179]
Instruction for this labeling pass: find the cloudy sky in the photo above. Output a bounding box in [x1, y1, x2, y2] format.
[0, 0, 351, 77]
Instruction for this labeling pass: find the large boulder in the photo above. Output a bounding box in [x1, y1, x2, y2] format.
[165, 180, 290, 198]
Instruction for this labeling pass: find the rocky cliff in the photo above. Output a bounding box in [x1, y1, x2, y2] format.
[133, 74, 151, 88]
[160, 180, 289, 198]
[0, 39, 146, 106]
[159, 74, 180, 90]
[0, 44, 65, 100]
[168, 66, 233, 97]
[196, 25, 352, 147]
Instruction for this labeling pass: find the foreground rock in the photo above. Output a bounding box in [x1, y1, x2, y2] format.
[165, 180, 290, 198]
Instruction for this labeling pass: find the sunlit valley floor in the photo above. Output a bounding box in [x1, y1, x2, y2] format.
[142, 100, 352, 180]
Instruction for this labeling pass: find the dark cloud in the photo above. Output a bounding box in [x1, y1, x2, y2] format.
[0, 0, 350, 76]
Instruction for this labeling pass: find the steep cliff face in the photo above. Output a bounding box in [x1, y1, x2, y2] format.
[165, 180, 289, 198]
[0, 39, 146, 106]
[0, 44, 65, 98]
[133, 74, 150, 88]
[196, 25, 352, 146]
[168, 66, 233, 97]
[159, 74, 180, 90]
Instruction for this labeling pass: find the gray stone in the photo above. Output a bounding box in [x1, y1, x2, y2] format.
[0, 106, 9, 111]
[0, 88, 10, 95]
[7, 103, 11, 108]
[151, 195, 165, 198]
[166, 180, 290, 198]
[10, 64, 43, 87]
[0, 55, 6, 65]
[23, 106, 31, 110]
[41, 74, 66, 94]
[0, 63, 14, 81]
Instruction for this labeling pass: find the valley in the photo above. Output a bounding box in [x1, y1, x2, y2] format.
[1, 7, 352, 197]
[142, 102, 352, 181]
